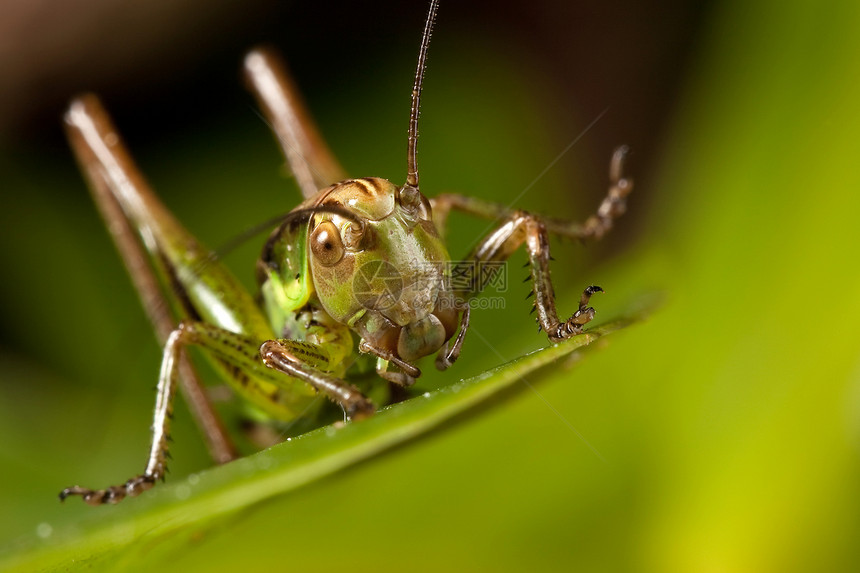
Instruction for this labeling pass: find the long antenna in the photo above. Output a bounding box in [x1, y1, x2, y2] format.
[405, 0, 439, 190]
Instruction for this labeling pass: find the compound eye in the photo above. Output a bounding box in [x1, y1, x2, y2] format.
[310, 220, 345, 266]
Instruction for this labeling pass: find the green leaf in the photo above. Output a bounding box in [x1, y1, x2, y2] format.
[0, 310, 646, 571]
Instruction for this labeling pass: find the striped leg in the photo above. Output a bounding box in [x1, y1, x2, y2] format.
[60, 321, 375, 505]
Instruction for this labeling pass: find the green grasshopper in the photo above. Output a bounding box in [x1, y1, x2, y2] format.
[60, 0, 632, 505]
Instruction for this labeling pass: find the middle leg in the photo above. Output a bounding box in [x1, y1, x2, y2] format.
[431, 145, 632, 241]
[60, 320, 373, 505]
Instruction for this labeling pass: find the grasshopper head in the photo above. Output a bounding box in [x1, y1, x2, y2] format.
[308, 177, 459, 362]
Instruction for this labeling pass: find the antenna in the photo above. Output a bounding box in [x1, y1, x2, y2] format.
[405, 0, 439, 190]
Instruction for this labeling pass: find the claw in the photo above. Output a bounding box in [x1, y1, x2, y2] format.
[59, 474, 157, 505]
[580, 285, 604, 310]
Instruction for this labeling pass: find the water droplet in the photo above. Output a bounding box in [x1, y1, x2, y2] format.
[36, 523, 53, 539]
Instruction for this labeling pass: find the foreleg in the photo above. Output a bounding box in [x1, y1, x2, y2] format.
[456, 212, 604, 342]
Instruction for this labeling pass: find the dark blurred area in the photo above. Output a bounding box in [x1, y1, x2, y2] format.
[2, 0, 709, 165]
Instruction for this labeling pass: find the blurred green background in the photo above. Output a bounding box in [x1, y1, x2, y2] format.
[1, 0, 859, 571]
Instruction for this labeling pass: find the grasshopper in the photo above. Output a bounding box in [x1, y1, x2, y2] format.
[60, 0, 632, 505]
